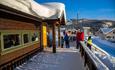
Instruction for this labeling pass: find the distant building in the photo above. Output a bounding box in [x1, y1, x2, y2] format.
[98, 28, 115, 42]
[83, 27, 91, 36]
[63, 19, 115, 36]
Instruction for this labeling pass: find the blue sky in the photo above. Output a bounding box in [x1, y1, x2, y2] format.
[35, 0, 115, 20]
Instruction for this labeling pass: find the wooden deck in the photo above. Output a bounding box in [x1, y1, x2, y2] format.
[15, 47, 85, 70]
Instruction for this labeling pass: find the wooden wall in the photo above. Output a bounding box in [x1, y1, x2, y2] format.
[0, 18, 37, 30]
[0, 18, 41, 66]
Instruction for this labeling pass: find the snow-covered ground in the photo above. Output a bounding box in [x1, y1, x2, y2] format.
[93, 37, 115, 50]
[94, 51, 115, 70]
[91, 37, 115, 70]
[15, 47, 84, 70]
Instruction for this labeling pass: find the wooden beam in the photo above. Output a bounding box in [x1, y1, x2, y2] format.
[43, 18, 66, 25]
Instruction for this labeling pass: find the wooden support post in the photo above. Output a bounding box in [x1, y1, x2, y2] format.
[58, 25, 61, 47]
[40, 23, 43, 51]
[41, 22, 47, 49]
[52, 23, 56, 53]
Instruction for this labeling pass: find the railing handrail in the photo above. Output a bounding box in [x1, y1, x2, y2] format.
[80, 41, 109, 70]
[91, 43, 110, 56]
[85, 38, 110, 57]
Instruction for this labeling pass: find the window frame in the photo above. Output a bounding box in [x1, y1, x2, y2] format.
[30, 31, 40, 44]
[0, 32, 1, 54]
[0, 30, 22, 54]
[0, 30, 40, 55]
[22, 32, 30, 45]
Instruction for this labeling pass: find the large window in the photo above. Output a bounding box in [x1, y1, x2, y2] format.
[0, 32, 2, 53]
[106, 36, 111, 38]
[23, 34, 29, 44]
[3, 34, 20, 49]
[31, 32, 39, 42]
[0, 30, 40, 54]
[113, 36, 114, 39]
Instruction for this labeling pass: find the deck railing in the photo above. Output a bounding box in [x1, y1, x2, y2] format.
[80, 41, 109, 70]
[91, 43, 110, 57]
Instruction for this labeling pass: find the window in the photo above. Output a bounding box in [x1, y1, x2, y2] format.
[31, 32, 39, 42]
[106, 36, 111, 38]
[0, 30, 40, 52]
[113, 36, 114, 39]
[23, 34, 29, 44]
[3, 34, 20, 49]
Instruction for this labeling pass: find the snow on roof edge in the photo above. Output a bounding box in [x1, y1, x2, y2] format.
[0, 0, 66, 22]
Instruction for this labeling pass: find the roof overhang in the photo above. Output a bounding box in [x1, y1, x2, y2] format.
[43, 16, 66, 25]
[0, 0, 66, 25]
[0, 4, 42, 24]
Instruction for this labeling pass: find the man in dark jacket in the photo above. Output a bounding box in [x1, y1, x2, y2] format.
[64, 33, 70, 48]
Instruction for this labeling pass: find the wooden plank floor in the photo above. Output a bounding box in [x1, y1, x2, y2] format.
[15, 47, 85, 70]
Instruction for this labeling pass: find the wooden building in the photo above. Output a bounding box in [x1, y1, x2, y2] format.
[0, 4, 43, 70]
[0, 0, 66, 69]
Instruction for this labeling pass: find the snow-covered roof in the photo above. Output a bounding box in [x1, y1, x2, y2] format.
[0, 0, 66, 22]
[100, 28, 115, 34]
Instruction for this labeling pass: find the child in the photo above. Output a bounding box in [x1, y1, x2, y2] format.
[87, 36, 92, 50]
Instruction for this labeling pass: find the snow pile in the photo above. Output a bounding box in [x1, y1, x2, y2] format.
[92, 38, 115, 70]
[80, 41, 109, 70]
[0, 0, 66, 20]
[93, 37, 115, 48]
[84, 36, 115, 70]
[94, 50, 115, 70]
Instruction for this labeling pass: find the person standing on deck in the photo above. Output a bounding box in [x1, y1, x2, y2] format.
[76, 29, 81, 49]
[76, 29, 84, 49]
[48, 29, 53, 47]
[87, 36, 92, 50]
[56, 31, 58, 47]
[80, 31, 84, 41]
[64, 33, 70, 48]
[60, 31, 65, 48]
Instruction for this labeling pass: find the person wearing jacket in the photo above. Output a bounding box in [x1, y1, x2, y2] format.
[87, 36, 92, 50]
[76, 29, 84, 49]
[64, 33, 70, 48]
[48, 30, 53, 47]
[76, 29, 81, 49]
